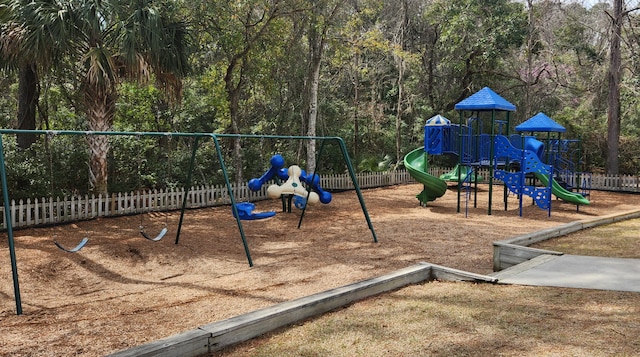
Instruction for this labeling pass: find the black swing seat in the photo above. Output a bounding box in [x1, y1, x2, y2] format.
[139, 227, 168, 242]
[54, 237, 89, 253]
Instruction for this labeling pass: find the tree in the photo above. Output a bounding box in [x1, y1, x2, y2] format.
[508, 1, 604, 120]
[603, 0, 640, 175]
[187, 0, 291, 184]
[390, 0, 409, 165]
[422, 0, 527, 110]
[15, 64, 37, 148]
[0, 1, 40, 148]
[606, 0, 623, 175]
[2, 0, 190, 193]
[331, 0, 384, 159]
[301, 0, 343, 174]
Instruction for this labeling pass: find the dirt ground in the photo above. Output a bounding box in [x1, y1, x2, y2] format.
[1, 183, 639, 356]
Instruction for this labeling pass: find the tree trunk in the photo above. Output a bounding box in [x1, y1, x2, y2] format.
[230, 99, 243, 187]
[352, 52, 360, 159]
[304, 2, 342, 174]
[393, 0, 408, 165]
[424, 32, 437, 112]
[395, 60, 404, 165]
[524, 0, 535, 119]
[225, 61, 244, 187]
[305, 21, 324, 174]
[16, 63, 38, 149]
[306, 54, 321, 174]
[85, 83, 117, 195]
[606, 0, 623, 175]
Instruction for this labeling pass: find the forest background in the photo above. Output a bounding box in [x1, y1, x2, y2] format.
[1, 0, 640, 200]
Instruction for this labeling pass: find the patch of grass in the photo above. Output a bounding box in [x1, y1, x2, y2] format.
[532, 218, 640, 258]
[211, 219, 640, 357]
[212, 282, 640, 356]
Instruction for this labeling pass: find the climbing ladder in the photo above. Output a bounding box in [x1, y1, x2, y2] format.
[493, 135, 552, 211]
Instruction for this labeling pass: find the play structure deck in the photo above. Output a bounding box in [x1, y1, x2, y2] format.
[404, 87, 591, 215]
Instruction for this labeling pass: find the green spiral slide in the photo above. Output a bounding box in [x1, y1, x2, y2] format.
[403, 147, 447, 205]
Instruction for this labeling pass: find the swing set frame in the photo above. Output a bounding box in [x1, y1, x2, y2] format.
[0, 129, 377, 316]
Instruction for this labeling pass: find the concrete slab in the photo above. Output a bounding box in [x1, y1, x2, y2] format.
[493, 254, 640, 292]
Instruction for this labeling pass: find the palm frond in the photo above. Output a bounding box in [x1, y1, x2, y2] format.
[84, 45, 117, 89]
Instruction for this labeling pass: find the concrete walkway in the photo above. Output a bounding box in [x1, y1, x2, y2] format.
[492, 254, 640, 292]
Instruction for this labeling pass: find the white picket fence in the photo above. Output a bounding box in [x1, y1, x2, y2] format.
[1, 169, 638, 230]
[467, 167, 640, 193]
[590, 174, 640, 191]
[0, 170, 416, 229]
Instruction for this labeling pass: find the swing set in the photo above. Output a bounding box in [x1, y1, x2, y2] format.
[44, 132, 92, 253]
[0, 129, 377, 315]
[43, 133, 170, 252]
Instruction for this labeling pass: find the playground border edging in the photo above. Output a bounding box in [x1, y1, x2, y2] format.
[493, 209, 640, 271]
[108, 209, 640, 357]
[107, 263, 497, 357]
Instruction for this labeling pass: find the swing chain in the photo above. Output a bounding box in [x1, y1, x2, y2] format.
[46, 131, 89, 253]
[137, 132, 171, 241]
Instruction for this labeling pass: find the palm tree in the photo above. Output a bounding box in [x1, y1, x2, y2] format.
[0, 0, 42, 149]
[2, 0, 190, 194]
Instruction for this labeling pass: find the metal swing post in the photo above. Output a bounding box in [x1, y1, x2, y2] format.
[297, 139, 327, 229]
[335, 137, 378, 243]
[212, 134, 254, 267]
[175, 136, 200, 245]
[0, 134, 22, 315]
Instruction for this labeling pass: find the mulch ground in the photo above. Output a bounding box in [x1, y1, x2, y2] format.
[1, 183, 639, 356]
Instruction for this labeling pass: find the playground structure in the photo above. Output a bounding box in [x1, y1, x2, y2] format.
[246, 154, 332, 216]
[0, 129, 377, 316]
[404, 87, 590, 215]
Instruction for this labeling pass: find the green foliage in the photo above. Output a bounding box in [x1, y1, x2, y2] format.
[115, 83, 163, 132]
[107, 135, 229, 193]
[0, 134, 89, 199]
[191, 67, 230, 132]
[554, 105, 607, 173]
[0, 79, 17, 128]
[3, 0, 640, 197]
[1, 136, 49, 198]
[357, 154, 392, 172]
[423, 0, 527, 107]
[618, 136, 640, 175]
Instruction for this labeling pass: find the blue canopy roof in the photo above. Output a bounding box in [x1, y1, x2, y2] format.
[515, 112, 566, 133]
[454, 87, 516, 111]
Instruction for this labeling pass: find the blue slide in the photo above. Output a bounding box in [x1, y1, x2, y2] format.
[494, 136, 589, 206]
